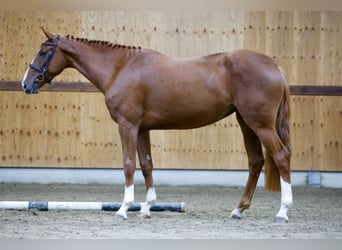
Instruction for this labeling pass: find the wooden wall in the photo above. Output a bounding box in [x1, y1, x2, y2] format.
[0, 11, 341, 171]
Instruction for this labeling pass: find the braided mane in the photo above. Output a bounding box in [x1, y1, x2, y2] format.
[65, 35, 141, 50]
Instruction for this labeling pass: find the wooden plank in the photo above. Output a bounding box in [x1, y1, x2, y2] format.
[315, 96, 342, 171]
[1, 92, 341, 170]
[1, 81, 342, 96]
[289, 85, 342, 96]
[289, 96, 342, 171]
[1, 92, 341, 171]
[0, 81, 99, 92]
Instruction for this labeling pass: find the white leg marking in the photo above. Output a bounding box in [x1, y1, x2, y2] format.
[115, 185, 134, 220]
[140, 187, 157, 218]
[123, 184, 134, 203]
[275, 177, 293, 222]
[230, 207, 243, 219]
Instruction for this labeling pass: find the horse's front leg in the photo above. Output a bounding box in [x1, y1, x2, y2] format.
[137, 129, 157, 219]
[115, 120, 139, 220]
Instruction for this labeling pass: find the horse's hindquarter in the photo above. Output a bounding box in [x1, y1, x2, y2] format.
[228, 50, 286, 125]
[138, 53, 236, 129]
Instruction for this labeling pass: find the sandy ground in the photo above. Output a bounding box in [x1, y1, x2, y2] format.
[0, 183, 341, 239]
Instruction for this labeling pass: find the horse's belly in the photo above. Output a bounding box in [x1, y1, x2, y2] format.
[141, 103, 236, 130]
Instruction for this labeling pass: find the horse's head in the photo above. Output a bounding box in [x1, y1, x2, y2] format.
[22, 28, 66, 94]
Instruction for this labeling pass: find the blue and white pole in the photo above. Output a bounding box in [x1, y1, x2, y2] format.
[0, 201, 185, 212]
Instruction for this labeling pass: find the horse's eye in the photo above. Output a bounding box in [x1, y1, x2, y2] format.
[39, 50, 47, 56]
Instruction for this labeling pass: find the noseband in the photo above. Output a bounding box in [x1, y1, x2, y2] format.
[29, 35, 60, 84]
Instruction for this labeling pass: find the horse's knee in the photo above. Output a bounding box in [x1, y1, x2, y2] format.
[123, 161, 136, 179]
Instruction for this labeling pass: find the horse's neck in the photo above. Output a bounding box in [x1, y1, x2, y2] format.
[62, 40, 126, 92]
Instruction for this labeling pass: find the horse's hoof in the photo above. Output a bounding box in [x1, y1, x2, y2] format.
[274, 216, 288, 223]
[137, 212, 151, 219]
[230, 208, 242, 219]
[114, 213, 127, 221]
[230, 214, 242, 220]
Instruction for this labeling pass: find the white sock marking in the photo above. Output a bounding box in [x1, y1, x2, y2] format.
[140, 187, 157, 217]
[123, 184, 134, 203]
[116, 184, 134, 219]
[276, 177, 293, 220]
[280, 177, 293, 206]
[146, 187, 157, 203]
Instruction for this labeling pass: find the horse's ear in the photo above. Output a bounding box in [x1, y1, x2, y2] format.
[40, 26, 54, 41]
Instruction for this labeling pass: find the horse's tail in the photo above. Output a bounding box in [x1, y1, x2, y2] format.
[264, 66, 291, 192]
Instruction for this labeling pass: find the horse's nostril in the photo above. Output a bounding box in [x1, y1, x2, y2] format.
[23, 84, 27, 89]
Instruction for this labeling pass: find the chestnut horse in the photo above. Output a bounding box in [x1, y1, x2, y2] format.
[22, 28, 293, 222]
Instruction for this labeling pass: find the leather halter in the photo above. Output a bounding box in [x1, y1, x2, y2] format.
[29, 35, 60, 84]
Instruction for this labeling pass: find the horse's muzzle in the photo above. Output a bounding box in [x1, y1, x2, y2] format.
[23, 81, 39, 94]
[24, 88, 38, 94]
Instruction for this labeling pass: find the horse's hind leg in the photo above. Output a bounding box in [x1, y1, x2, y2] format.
[230, 112, 264, 219]
[254, 127, 293, 222]
[137, 129, 157, 219]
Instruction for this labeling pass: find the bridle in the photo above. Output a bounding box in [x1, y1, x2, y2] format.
[29, 35, 60, 85]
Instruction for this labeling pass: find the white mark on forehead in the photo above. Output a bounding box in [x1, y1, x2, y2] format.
[22, 68, 30, 88]
[21, 49, 40, 87]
